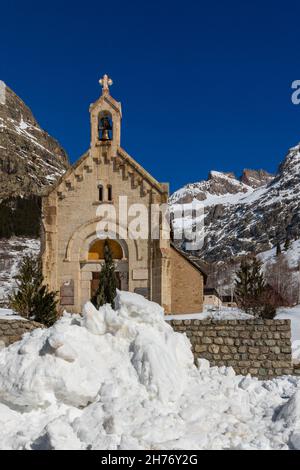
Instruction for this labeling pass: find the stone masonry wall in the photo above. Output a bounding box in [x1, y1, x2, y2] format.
[169, 318, 292, 379]
[0, 319, 43, 348]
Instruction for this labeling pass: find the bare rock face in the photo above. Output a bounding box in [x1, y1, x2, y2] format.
[241, 169, 274, 188]
[169, 171, 250, 205]
[0, 81, 69, 199]
[0, 82, 69, 305]
[170, 143, 300, 263]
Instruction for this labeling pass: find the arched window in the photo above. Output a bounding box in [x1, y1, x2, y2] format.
[98, 184, 103, 201]
[107, 184, 112, 201]
[88, 239, 123, 260]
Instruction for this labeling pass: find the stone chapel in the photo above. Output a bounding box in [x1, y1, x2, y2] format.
[41, 75, 206, 314]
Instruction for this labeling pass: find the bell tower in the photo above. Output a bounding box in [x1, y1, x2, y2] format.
[90, 74, 122, 157]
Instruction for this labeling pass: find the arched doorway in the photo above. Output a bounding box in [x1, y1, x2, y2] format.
[86, 238, 128, 299]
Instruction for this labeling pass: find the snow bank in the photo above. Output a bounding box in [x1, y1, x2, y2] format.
[165, 307, 253, 321]
[276, 306, 300, 362]
[0, 291, 299, 450]
[0, 308, 25, 320]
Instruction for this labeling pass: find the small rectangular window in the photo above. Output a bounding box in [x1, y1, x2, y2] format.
[98, 185, 103, 201]
[107, 185, 112, 201]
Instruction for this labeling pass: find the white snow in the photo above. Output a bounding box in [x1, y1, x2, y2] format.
[165, 307, 253, 321]
[0, 80, 5, 105]
[19, 116, 28, 130]
[259, 239, 300, 269]
[0, 237, 40, 306]
[0, 308, 25, 321]
[0, 291, 299, 450]
[276, 305, 300, 363]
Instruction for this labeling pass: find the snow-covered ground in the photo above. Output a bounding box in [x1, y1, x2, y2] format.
[0, 308, 25, 320]
[0, 237, 40, 306]
[0, 291, 299, 450]
[165, 307, 253, 321]
[259, 239, 300, 269]
[277, 305, 300, 363]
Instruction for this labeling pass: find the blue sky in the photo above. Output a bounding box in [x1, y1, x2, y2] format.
[1, 0, 300, 192]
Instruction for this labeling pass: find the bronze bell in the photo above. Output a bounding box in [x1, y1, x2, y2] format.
[99, 117, 112, 141]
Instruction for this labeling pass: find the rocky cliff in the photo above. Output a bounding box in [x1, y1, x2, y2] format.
[170, 144, 300, 263]
[0, 80, 68, 199]
[0, 81, 69, 305]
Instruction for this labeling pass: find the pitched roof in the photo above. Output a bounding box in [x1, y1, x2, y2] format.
[44, 146, 168, 198]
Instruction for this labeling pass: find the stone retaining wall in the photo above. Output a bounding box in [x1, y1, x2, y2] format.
[0, 319, 43, 347]
[169, 318, 293, 379]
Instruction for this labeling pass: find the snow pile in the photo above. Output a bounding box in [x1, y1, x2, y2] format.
[276, 306, 300, 363]
[165, 307, 253, 321]
[259, 239, 300, 270]
[0, 291, 299, 450]
[0, 308, 25, 320]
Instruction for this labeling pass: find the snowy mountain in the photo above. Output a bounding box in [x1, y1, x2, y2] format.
[170, 143, 300, 262]
[0, 81, 69, 305]
[0, 80, 68, 198]
[0, 238, 40, 306]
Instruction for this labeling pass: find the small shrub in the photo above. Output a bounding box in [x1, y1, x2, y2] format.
[9, 255, 58, 327]
[91, 239, 117, 309]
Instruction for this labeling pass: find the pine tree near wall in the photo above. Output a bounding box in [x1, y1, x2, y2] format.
[91, 239, 117, 309]
[284, 237, 291, 251]
[234, 258, 253, 313]
[9, 255, 58, 327]
[276, 242, 282, 256]
[249, 257, 265, 316]
[234, 256, 276, 318]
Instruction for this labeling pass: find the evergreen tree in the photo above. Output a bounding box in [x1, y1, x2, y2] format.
[284, 237, 291, 252]
[91, 239, 117, 309]
[234, 258, 252, 312]
[276, 242, 282, 256]
[9, 255, 58, 327]
[234, 257, 265, 315]
[249, 257, 265, 315]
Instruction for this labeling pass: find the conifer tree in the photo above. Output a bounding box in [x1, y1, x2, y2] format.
[284, 237, 291, 252]
[249, 257, 265, 315]
[234, 258, 252, 312]
[234, 257, 265, 315]
[9, 255, 58, 327]
[91, 239, 117, 309]
[276, 242, 282, 257]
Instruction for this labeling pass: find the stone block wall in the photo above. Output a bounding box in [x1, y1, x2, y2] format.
[0, 319, 43, 347]
[169, 318, 293, 379]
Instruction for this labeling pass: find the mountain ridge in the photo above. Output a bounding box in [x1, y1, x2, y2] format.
[0, 81, 69, 306]
[170, 143, 300, 263]
[0, 80, 69, 199]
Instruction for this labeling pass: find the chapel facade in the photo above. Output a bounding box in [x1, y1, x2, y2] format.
[41, 75, 205, 314]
